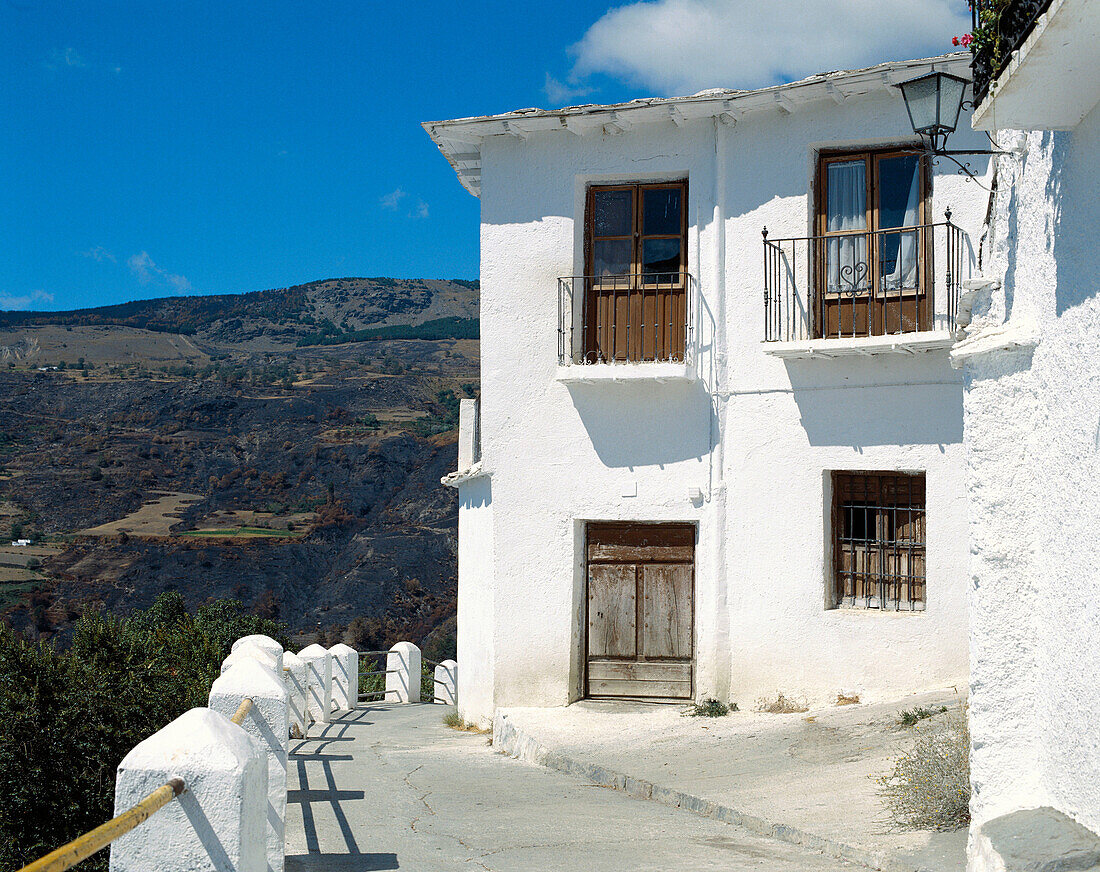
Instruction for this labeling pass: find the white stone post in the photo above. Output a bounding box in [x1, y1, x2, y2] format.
[231, 635, 284, 672]
[281, 651, 308, 739]
[209, 659, 289, 872]
[328, 643, 358, 714]
[299, 644, 333, 724]
[386, 641, 421, 704]
[434, 659, 458, 705]
[109, 708, 267, 872]
[221, 643, 279, 676]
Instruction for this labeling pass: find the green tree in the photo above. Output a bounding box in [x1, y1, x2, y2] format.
[0, 593, 288, 872]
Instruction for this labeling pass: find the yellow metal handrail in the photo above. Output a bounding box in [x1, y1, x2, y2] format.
[17, 778, 185, 872]
[230, 697, 254, 725]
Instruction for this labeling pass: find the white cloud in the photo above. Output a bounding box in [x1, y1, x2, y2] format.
[0, 289, 54, 311]
[45, 47, 121, 75]
[543, 72, 595, 106]
[415, 200, 430, 220]
[380, 187, 406, 210]
[127, 251, 191, 292]
[56, 47, 85, 68]
[80, 246, 116, 263]
[569, 0, 970, 95]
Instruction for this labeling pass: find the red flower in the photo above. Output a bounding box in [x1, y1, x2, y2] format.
[961, 33, 973, 46]
[952, 36, 960, 45]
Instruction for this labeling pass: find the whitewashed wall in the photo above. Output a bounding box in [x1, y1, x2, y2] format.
[961, 105, 1100, 840]
[457, 85, 991, 722]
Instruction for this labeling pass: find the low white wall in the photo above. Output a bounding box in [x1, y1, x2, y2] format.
[434, 660, 458, 706]
[209, 659, 289, 872]
[281, 652, 309, 739]
[110, 708, 268, 872]
[386, 642, 421, 704]
[328, 644, 358, 713]
[298, 644, 333, 724]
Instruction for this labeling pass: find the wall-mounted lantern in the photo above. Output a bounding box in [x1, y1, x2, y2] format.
[895, 70, 1009, 183]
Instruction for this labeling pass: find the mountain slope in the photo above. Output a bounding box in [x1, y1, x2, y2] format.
[0, 277, 479, 350]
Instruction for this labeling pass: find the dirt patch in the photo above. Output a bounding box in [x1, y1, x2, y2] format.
[81, 491, 202, 537]
[0, 325, 210, 369]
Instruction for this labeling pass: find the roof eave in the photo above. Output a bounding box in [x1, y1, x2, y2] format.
[425, 53, 972, 199]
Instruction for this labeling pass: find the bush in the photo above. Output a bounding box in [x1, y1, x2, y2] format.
[0, 593, 288, 872]
[684, 698, 734, 717]
[756, 692, 809, 713]
[898, 704, 948, 727]
[877, 711, 970, 831]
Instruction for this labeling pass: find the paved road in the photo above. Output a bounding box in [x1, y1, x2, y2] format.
[285, 703, 859, 872]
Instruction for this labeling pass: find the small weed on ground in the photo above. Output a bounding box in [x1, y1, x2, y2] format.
[443, 709, 490, 734]
[877, 710, 970, 832]
[684, 698, 735, 717]
[898, 705, 948, 727]
[757, 692, 809, 714]
[836, 693, 861, 706]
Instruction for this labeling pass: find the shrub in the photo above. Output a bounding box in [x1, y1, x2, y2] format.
[898, 704, 948, 727]
[443, 709, 464, 729]
[684, 698, 733, 717]
[756, 692, 809, 714]
[442, 709, 489, 734]
[877, 711, 970, 832]
[0, 593, 287, 872]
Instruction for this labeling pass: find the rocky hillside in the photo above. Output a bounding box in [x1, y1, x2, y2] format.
[0, 277, 479, 351]
[0, 278, 478, 654]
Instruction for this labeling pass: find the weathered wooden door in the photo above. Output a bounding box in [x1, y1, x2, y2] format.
[586, 522, 694, 700]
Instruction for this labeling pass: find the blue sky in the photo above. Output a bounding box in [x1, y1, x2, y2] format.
[0, 0, 967, 311]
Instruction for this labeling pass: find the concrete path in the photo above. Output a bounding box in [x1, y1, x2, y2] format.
[285, 702, 861, 871]
[495, 689, 969, 872]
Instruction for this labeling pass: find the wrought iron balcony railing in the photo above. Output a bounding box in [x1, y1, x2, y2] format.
[558, 272, 696, 366]
[762, 218, 967, 343]
[971, 0, 1054, 103]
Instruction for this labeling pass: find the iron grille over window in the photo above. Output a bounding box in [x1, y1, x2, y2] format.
[832, 471, 926, 611]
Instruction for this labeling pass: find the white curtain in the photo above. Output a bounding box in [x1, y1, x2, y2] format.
[881, 163, 921, 292]
[825, 161, 868, 295]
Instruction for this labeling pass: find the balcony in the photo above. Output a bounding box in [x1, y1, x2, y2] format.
[969, 0, 1100, 130]
[762, 218, 967, 358]
[970, 0, 1053, 105]
[557, 273, 698, 382]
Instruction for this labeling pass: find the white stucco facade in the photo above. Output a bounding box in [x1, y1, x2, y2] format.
[431, 55, 989, 726]
[953, 3, 1100, 864]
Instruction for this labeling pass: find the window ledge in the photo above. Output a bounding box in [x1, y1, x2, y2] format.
[555, 361, 697, 384]
[763, 331, 955, 360]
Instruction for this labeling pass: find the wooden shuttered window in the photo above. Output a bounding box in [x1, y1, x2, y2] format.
[815, 149, 932, 339]
[583, 181, 688, 363]
[832, 471, 926, 611]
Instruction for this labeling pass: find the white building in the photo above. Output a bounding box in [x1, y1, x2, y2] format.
[429, 54, 993, 726]
[951, 0, 1100, 866]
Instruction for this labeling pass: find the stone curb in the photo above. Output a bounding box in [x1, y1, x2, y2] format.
[492, 712, 938, 872]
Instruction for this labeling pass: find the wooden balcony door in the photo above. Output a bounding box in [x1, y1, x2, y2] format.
[584, 182, 687, 362]
[816, 150, 932, 338]
[586, 522, 694, 701]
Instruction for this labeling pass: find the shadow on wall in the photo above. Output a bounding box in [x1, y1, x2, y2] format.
[1050, 122, 1100, 316]
[461, 475, 491, 510]
[567, 380, 715, 468]
[785, 357, 963, 448]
